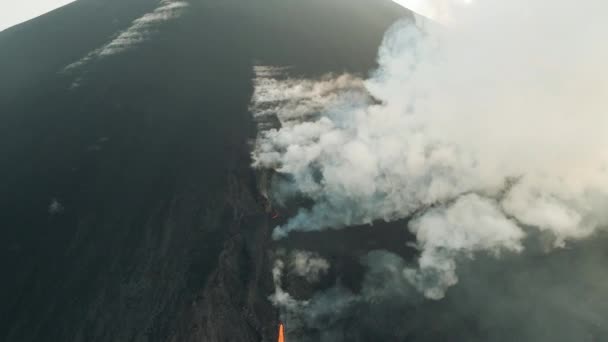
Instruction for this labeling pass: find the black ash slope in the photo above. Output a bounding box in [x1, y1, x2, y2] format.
[0, 1, 406, 341]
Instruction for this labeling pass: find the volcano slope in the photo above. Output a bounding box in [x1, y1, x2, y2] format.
[0, 0, 407, 341]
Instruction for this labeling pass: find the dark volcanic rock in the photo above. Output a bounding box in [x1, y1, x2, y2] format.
[0, 0, 407, 341]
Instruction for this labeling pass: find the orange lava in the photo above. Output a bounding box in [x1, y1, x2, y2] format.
[278, 322, 285, 342]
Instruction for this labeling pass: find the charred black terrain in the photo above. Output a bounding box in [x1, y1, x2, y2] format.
[0, 1, 407, 341]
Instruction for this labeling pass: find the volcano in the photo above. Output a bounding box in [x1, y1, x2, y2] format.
[5, 1, 607, 341]
[0, 0, 407, 341]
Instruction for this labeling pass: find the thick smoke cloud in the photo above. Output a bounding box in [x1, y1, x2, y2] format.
[253, 0, 608, 299]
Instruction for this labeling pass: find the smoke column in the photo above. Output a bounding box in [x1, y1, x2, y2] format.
[252, 0, 608, 298]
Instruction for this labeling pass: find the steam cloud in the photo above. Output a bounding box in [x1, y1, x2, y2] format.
[290, 250, 330, 283]
[270, 250, 330, 309]
[253, 0, 608, 299]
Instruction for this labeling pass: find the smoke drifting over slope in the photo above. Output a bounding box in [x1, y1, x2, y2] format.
[253, 0, 608, 300]
[65, 0, 188, 71]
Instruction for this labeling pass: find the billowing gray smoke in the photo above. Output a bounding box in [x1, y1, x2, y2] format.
[253, 0, 608, 301]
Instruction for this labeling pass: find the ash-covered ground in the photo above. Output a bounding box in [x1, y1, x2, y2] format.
[0, 0, 405, 341]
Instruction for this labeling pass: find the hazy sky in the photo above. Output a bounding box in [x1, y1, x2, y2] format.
[0, 0, 439, 32]
[393, 0, 439, 19]
[0, 0, 76, 31]
[393, 0, 473, 23]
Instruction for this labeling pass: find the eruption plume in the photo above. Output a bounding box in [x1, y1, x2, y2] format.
[253, 0, 608, 299]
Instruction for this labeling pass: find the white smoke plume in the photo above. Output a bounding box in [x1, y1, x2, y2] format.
[48, 198, 64, 215]
[269, 250, 418, 341]
[290, 250, 330, 283]
[269, 250, 330, 309]
[250, 67, 367, 132]
[253, 0, 608, 298]
[270, 258, 305, 310]
[269, 250, 360, 341]
[64, 0, 189, 71]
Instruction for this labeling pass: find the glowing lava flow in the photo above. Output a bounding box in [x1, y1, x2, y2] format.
[278, 322, 285, 342]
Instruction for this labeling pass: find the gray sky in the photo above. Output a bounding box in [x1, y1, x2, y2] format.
[393, 0, 473, 23]
[0, 0, 76, 31]
[0, 0, 449, 32]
